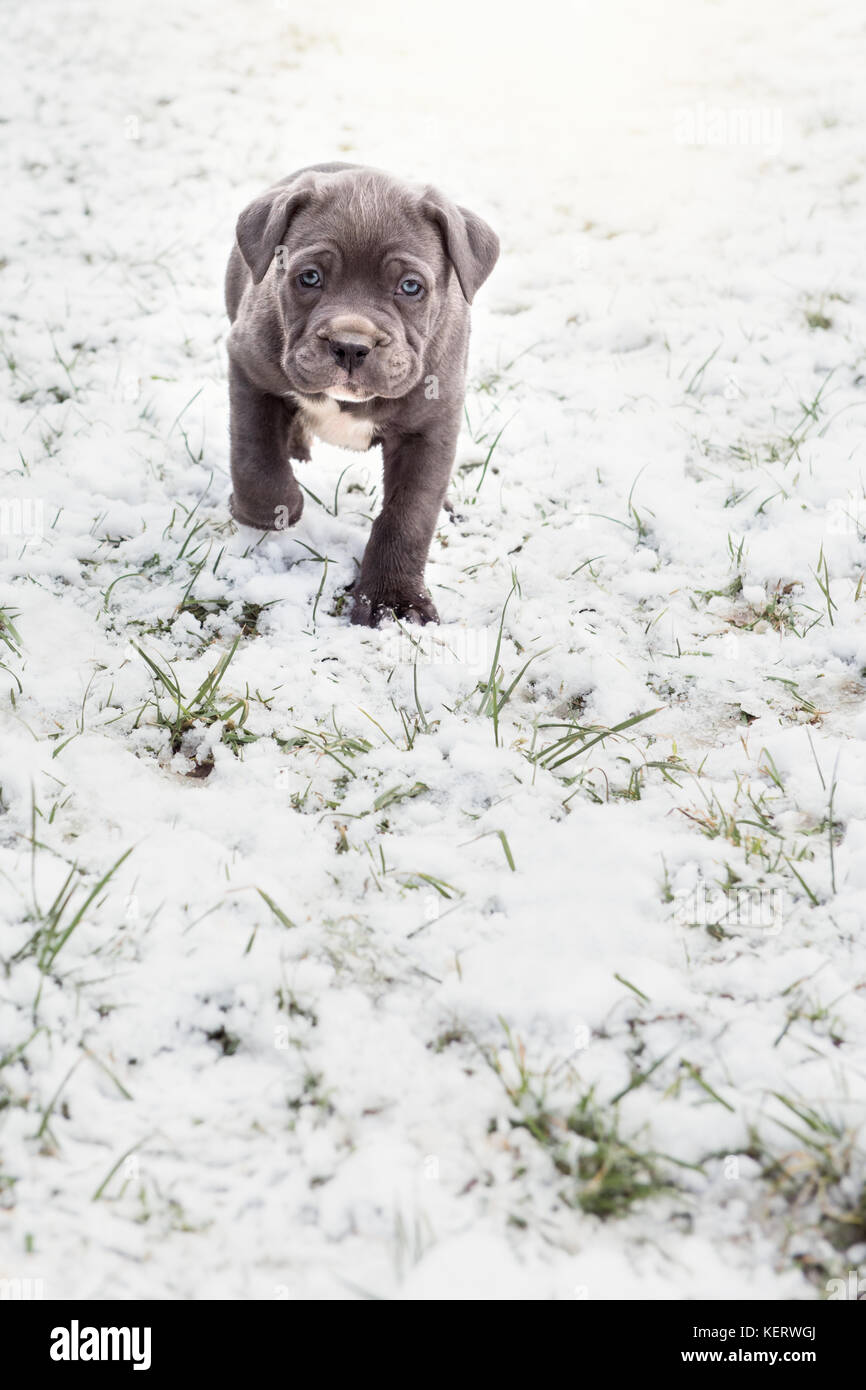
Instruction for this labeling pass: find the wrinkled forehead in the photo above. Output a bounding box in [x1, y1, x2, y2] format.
[291, 173, 443, 269]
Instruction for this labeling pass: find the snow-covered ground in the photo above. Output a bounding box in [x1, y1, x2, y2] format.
[2, 0, 865, 1300]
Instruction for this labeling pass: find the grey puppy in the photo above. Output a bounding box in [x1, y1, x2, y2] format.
[225, 162, 499, 626]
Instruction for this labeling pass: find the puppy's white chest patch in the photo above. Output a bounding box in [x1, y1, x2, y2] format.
[292, 394, 376, 452]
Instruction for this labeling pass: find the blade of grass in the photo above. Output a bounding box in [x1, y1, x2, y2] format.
[256, 888, 296, 930]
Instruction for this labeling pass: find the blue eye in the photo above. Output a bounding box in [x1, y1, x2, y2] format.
[399, 277, 423, 297]
[298, 268, 321, 288]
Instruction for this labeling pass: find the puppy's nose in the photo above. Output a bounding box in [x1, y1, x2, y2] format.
[328, 338, 372, 370]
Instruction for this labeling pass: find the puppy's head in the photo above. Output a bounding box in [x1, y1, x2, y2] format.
[235, 167, 499, 401]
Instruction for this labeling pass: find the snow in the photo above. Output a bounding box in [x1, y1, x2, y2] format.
[1, 0, 865, 1299]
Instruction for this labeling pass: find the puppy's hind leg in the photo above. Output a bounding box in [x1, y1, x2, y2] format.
[227, 361, 307, 531]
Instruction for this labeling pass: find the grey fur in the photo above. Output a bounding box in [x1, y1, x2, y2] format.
[225, 163, 499, 625]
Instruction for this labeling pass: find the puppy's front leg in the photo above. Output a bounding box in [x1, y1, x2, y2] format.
[351, 422, 458, 627]
[227, 360, 307, 531]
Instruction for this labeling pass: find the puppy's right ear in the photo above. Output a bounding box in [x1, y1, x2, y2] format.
[235, 178, 314, 285]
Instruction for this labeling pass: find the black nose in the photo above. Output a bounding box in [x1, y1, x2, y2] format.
[328, 339, 371, 370]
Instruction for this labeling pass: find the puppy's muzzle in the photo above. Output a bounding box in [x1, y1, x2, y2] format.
[317, 314, 391, 375]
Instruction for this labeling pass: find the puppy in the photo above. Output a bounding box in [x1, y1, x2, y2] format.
[225, 162, 499, 626]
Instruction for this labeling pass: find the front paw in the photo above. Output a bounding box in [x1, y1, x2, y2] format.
[229, 490, 304, 531]
[350, 583, 439, 628]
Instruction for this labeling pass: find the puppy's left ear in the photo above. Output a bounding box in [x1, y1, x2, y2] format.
[422, 191, 499, 303]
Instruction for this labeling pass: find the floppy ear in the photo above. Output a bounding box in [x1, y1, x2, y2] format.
[236, 178, 315, 285]
[422, 191, 500, 303]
